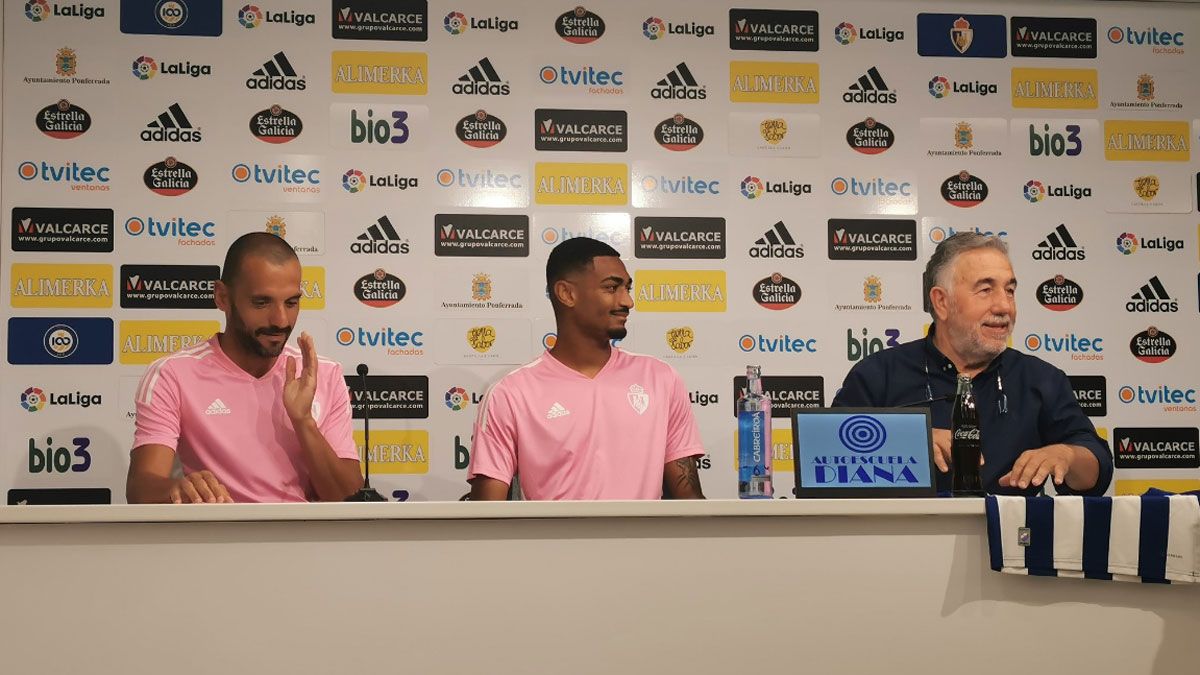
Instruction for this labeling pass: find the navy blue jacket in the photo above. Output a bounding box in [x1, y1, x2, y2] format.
[831, 328, 1113, 496]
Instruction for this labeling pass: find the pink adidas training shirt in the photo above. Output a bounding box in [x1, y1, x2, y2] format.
[468, 349, 705, 500]
[132, 336, 359, 503]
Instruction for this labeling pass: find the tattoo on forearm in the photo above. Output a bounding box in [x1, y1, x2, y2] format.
[670, 457, 705, 498]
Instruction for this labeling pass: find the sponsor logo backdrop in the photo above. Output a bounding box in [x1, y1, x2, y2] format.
[3, 0, 1199, 502]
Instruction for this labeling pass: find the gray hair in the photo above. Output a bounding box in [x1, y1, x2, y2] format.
[923, 232, 1009, 321]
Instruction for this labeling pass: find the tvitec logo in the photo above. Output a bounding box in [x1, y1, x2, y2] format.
[738, 333, 817, 354]
[17, 160, 110, 190]
[1118, 384, 1196, 412]
[232, 162, 319, 194]
[1106, 25, 1184, 54]
[124, 215, 215, 246]
[27, 435, 91, 473]
[335, 326, 425, 357]
[1024, 332, 1103, 361]
[538, 64, 624, 94]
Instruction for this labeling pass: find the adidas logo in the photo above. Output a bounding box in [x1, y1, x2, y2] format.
[246, 51, 306, 91]
[205, 398, 232, 416]
[651, 62, 706, 100]
[546, 402, 570, 419]
[1031, 224, 1085, 261]
[844, 66, 896, 104]
[141, 103, 201, 143]
[452, 58, 510, 96]
[1127, 276, 1178, 312]
[750, 221, 803, 259]
[351, 216, 410, 255]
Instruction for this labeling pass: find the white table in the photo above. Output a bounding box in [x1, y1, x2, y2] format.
[1, 500, 1194, 674]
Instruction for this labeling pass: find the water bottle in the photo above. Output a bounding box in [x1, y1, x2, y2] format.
[951, 375, 984, 497]
[737, 365, 773, 499]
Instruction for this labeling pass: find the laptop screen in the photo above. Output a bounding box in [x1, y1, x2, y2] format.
[792, 408, 936, 498]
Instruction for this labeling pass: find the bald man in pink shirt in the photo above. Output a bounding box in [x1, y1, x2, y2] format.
[469, 237, 706, 500]
[126, 233, 363, 504]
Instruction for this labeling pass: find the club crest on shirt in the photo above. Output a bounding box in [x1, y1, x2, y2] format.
[627, 384, 649, 415]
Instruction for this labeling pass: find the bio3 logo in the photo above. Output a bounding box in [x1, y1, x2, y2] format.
[350, 108, 409, 145]
[28, 435, 91, 473]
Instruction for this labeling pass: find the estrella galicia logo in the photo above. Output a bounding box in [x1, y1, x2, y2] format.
[1036, 275, 1083, 311]
[556, 6, 605, 44]
[728, 8, 819, 51]
[654, 113, 703, 151]
[731, 375, 824, 417]
[1129, 326, 1177, 363]
[434, 214, 529, 257]
[119, 0, 223, 36]
[11, 207, 114, 253]
[940, 170, 988, 207]
[333, 0, 428, 41]
[143, 156, 198, 196]
[344, 374, 429, 419]
[1010, 17, 1097, 58]
[846, 117, 894, 154]
[916, 13, 1006, 57]
[457, 110, 506, 148]
[633, 216, 725, 259]
[7, 317, 113, 365]
[36, 99, 91, 139]
[120, 264, 218, 309]
[1068, 375, 1107, 416]
[249, 104, 302, 143]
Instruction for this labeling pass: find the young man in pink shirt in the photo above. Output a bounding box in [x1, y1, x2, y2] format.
[469, 237, 706, 500]
[126, 233, 363, 504]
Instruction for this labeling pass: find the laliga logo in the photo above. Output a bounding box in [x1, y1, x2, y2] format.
[839, 415, 887, 453]
[132, 56, 158, 80]
[928, 76, 950, 98]
[1023, 180, 1045, 203]
[740, 176, 764, 199]
[1117, 232, 1138, 254]
[643, 17, 666, 39]
[25, 0, 49, 22]
[20, 387, 46, 412]
[834, 22, 858, 45]
[444, 11, 467, 35]
[238, 4, 263, 29]
[343, 169, 366, 193]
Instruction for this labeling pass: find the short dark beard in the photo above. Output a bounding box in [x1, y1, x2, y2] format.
[607, 327, 628, 340]
[228, 299, 291, 358]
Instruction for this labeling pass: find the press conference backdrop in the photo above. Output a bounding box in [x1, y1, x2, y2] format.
[2, 0, 1198, 503]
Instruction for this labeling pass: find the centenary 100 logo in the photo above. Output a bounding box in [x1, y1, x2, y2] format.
[839, 415, 887, 453]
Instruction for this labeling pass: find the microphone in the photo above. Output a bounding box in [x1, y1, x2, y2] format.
[345, 363, 386, 502]
[897, 394, 953, 408]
